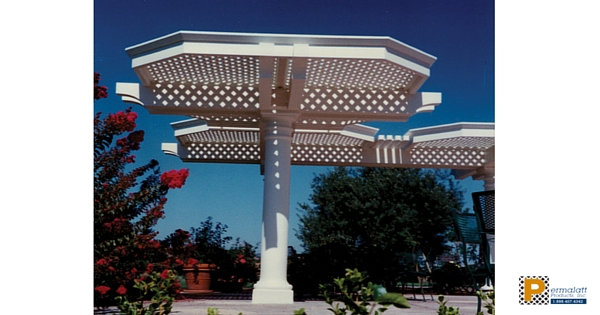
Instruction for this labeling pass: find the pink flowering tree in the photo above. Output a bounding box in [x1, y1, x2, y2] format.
[94, 73, 189, 308]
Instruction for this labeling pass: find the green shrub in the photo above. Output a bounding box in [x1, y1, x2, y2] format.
[320, 268, 410, 315]
[476, 290, 495, 315]
[114, 269, 178, 315]
[436, 295, 461, 315]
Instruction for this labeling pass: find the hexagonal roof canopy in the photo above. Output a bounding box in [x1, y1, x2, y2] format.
[117, 30, 442, 131]
[117, 31, 493, 182]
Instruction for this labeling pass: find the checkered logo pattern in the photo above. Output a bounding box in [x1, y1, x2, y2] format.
[519, 276, 550, 305]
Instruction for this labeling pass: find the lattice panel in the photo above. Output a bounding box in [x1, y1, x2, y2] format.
[473, 191, 495, 233]
[297, 117, 366, 127]
[146, 54, 260, 85]
[292, 145, 363, 164]
[152, 83, 260, 110]
[300, 88, 410, 114]
[191, 114, 260, 124]
[178, 130, 259, 145]
[306, 58, 416, 90]
[185, 142, 260, 161]
[414, 137, 495, 149]
[409, 147, 487, 167]
[293, 133, 364, 146]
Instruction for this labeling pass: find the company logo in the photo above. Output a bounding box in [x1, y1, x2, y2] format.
[519, 276, 587, 305]
[519, 276, 550, 305]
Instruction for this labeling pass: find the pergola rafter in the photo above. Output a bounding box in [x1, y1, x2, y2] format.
[116, 31, 494, 304]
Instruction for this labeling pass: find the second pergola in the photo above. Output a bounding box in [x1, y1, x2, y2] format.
[116, 31, 495, 304]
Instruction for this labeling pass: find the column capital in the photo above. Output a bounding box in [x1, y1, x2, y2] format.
[260, 112, 299, 125]
[472, 165, 495, 191]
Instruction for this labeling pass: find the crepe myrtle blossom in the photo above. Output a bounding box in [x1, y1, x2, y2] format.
[106, 110, 138, 133]
[95, 286, 111, 295]
[160, 169, 190, 189]
[94, 72, 108, 100]
[116, 285, 127, 295]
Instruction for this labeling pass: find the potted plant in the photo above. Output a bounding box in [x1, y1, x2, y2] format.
[161, 229, 212, 293]
[182, 258, 217, 293]
[162, 218, 232, 293]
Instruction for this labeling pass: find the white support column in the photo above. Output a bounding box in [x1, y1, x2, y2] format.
[252, 117, 294, 304]
[471, 165, 494, 191]
[483, 171, 495, 191]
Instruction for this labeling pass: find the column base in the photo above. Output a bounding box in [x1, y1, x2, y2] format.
[252, 288, 294, 304]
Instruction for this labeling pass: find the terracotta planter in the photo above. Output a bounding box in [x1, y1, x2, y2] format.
[182, 263, 217, 293]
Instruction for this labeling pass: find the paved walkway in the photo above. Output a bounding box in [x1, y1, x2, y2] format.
[96, 295, 479, 315]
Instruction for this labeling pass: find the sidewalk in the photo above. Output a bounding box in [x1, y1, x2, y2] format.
[96, 295, 479, 315]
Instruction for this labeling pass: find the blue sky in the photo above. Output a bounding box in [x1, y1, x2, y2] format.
[93, 0, 495, 250]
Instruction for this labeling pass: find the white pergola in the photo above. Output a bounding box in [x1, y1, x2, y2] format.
[116, 31, 494, 304]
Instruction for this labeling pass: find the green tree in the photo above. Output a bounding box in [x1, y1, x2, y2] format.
[295, 167, 463, 290]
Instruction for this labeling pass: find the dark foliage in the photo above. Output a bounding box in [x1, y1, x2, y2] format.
[295, 167, 463, 291]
